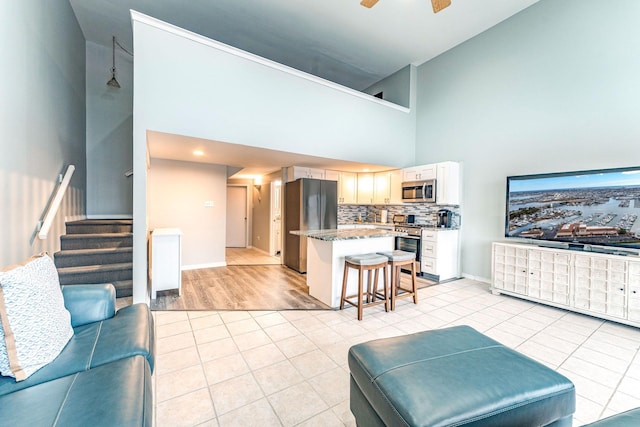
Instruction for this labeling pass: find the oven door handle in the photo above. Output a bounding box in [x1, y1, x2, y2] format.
[422, 183, 427, 201]
[397, 235, 421, 240]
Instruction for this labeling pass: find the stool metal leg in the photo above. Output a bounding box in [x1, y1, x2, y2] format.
[357, 265, 364, 321]
[340, 261, 349, 310]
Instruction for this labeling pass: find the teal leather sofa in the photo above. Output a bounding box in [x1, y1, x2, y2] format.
[0, 284, 155, 426]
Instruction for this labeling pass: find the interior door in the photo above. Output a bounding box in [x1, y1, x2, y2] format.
[226, 186, 247, 247]
[270, 180, 282, 256]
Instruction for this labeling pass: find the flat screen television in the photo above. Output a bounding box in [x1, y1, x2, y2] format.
[505, 166, 640, 252]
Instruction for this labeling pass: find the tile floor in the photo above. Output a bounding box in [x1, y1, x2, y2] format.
[151, 278, 640, 426]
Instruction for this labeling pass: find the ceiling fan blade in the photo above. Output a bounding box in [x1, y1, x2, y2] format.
[360, 0, 379, 8]
[431, 0, 451, 13]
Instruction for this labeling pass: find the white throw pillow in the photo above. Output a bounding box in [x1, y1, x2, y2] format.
[0, 252, 73, 381]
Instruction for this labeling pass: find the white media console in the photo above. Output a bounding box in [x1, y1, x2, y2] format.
[492, 241, 640, 328]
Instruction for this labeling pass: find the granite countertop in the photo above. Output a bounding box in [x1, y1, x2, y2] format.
[290, 228, 406, 241]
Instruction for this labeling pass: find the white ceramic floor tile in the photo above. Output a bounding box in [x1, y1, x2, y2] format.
[253, 359, 305, 396]
[193, 325, 230, 345]
[216, 398, 280, 427]
[203, 353, 249, 385]
[241, 342, 286, 371]
[268, 381, 329, 426]
[189, 313, 224, 330]
[275, 334, 318, 358]
[152, 279, 640, 426]
[155, 345, 201, 376]
[156, 364, 208, 403]
[157, 332, 196, 355]
[155, 388, 216, 427]
[290, 349, 339, 379]
[209, 372, 264, 415]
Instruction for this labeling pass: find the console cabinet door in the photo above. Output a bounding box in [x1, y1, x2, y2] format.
[628, 261, 640, 322]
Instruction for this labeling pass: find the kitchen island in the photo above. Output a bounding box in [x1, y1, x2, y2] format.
[290, 228, 405, 308]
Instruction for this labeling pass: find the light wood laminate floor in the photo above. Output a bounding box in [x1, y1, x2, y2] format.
[151, 264, 437, 311]
[226, 247, 281, 266]
[151, 265, 330, 310]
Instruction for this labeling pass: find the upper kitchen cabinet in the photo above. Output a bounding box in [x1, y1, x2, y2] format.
[402, 164, 436, 182]
[373, 170, 402, 204]
[337, 172, 357, 204]
[286, 166, 325, 182]
[357, 173, 374, 204]
[436, 161, 461, 206]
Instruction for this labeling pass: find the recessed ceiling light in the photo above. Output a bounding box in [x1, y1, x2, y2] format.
[193, 150, 204, 156]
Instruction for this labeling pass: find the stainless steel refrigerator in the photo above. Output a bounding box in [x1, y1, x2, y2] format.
[284, 178, 338, 273]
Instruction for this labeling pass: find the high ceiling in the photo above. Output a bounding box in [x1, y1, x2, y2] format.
[69, 0, 540, 91]
[70, 0, 541, 177]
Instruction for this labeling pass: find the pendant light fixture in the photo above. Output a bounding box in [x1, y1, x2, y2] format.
[107, 36, 121, 88]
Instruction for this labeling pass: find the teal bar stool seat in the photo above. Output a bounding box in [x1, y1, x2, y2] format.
[340, 253, 389, 320]
[377, 250, 417, 310]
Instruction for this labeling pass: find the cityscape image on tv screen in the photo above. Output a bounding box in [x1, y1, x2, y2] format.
[506, 168, 640, 249]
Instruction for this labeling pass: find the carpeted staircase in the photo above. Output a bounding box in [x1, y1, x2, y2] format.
[54, 219, 133, 298]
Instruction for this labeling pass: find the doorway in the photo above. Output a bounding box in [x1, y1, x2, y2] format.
[270, 180, 282, 257]
[226, 185, 247, 247]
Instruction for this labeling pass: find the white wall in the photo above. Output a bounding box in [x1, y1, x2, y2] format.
[0, 1, 86, 267]
[86, 41, 133, 217]
[415, 0, 640, 281]
[148, 159, 227, 268]
[131, 12, 417, 301]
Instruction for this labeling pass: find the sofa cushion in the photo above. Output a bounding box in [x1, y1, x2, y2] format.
[0, 355, 152, 427]
[0, 303, 154, 396]
[0, 253, 73, 380]
[582, 408, 640, 426]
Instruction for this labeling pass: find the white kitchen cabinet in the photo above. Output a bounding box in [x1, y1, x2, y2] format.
[151, 228, 182, 299]
[373, 169, 402, 204]
[357, 173, 374, 204]
[435, 161, 461, 206]
[420, 229, 459, 281]
[286, 166, 325, 181]
[492, 242, 640, 327]
[402, 164, 436, 182]
[337, 172, 357, 204]
[324, 169, 340, 182]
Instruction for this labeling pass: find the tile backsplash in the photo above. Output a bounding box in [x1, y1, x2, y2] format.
[338, 203, 460, 228]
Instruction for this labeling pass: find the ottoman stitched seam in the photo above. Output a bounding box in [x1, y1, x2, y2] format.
[446, 388, 574, 427]
[367, 345, 504, 381]
[351, 356, 411, 427]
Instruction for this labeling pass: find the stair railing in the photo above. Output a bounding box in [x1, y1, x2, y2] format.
[38, 165, 75, 240]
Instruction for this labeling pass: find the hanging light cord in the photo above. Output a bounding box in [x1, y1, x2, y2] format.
[114, 38, 133, 56]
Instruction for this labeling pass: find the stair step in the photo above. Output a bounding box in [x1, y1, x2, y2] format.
[54, 247, 133, 268]
[66, 219, 133, 235]
[57, 262, 133, 285]
[60, 233, 133, 250]
[62, 280, 133, 299]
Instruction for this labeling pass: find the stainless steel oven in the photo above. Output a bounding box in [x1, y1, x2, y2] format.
[401, 180, 436, 203]
[394, 225, 423, 275]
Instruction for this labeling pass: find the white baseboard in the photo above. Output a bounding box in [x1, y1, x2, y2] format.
[181, 261, 226, 271]
[461, 273, 491, 284]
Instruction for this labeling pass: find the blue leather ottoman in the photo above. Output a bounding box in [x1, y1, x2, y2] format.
[583, 408, 640, 426]
[348, 325, 575, 426]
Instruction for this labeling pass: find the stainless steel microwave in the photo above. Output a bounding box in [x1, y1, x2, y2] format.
[401, 180, 436, 203]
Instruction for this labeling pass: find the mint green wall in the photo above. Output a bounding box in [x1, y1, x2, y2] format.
[86, 41, 133, 217]
[363, 65, 413, 108]
[415, 0, 640, 280]
[0, 1, 86, 266]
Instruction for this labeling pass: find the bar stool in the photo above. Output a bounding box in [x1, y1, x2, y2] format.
[377, 250, 418, 310]
[340, 253, 389, 320]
